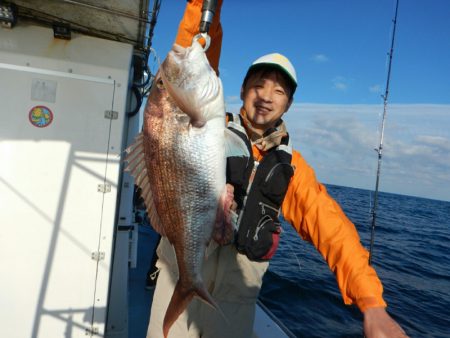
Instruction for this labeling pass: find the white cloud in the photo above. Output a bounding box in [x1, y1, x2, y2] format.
[416, 135, 450, 151]
[312, 54, 329, 63]
[225, 96, 241, 104]
[332, 76, 348, 91]
[369, 84, 382, 93]
[283, 103, 450, 201]
[334, 82, 347, 90]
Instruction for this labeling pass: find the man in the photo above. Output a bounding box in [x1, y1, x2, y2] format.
[147, 1, 408, 337]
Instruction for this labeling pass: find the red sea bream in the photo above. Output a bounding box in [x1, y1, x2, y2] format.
[125, 40, 247, 337]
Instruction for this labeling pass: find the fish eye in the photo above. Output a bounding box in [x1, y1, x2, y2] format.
[156, 78, 164, 89]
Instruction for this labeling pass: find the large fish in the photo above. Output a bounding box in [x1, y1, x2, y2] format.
[125, 40, 247, 337]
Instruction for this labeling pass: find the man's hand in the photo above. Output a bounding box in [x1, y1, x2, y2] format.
[212, 184, 236, 245]
[364, 307, 409, 338]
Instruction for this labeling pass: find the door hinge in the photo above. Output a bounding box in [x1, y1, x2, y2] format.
[97, 184, 111, 193]
[105, 110, 118, 120]
[85, 326, 99, 336]
[91, 251, 105, 261]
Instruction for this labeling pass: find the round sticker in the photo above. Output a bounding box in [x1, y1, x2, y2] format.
[29, 106, 53, 128]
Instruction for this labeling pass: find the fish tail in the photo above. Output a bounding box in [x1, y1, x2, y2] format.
[162, 281, 227, 337]
[162, 281, 194, 338]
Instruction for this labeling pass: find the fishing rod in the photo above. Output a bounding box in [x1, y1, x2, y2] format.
[368, 0, 399, 265]
[200, 0, 218, 34]
[191, 0, 218, 51]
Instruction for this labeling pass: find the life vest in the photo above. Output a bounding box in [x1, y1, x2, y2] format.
[226, 113, 294, 261]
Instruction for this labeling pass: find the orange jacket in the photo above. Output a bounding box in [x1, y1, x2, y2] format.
[175, 0, 223, 74]
[175, 0, 386, 313]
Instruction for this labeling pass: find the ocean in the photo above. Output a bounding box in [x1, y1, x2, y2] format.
[259, 184, 450, 338]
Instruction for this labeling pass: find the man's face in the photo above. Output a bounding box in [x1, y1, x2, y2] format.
[241, 69, 293, 135]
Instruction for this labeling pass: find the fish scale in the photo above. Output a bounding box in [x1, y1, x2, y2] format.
[126, 40, 248, 337]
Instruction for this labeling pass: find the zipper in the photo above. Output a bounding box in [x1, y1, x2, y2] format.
[236, 160, 259, 228]
[247, 160, 259, 193]
[264, 162, 294, 183]
[259, 201, 279, 216]
[253, 215, 272, 241]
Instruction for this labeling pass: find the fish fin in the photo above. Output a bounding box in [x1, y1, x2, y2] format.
[224, 129, 250, 158]
[124, 133, 166, 237]
[212, 185, 235, 245]
[163, 281, 195, 338]
[163, 281, 227, 338]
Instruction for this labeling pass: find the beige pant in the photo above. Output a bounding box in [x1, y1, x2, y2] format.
[147, 237, 269, 338]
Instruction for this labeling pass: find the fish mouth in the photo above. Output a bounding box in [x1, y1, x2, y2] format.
[170, 43, 188, 57]
[162, 45, 185, 79]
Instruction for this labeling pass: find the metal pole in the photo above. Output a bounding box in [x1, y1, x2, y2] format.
[369, 0, 399, 265]
[200, 0, 218, 34]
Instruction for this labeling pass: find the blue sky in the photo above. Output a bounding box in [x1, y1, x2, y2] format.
[149, 0, 450, 201]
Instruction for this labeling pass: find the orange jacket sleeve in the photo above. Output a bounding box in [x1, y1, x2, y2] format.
[175, 0, 223, 74]
[281, 150, 387, 312]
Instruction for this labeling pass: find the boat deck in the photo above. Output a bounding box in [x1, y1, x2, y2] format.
[127, 225, 294, 338]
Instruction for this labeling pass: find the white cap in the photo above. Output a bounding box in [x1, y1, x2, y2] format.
[249, 53, 298, 91]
